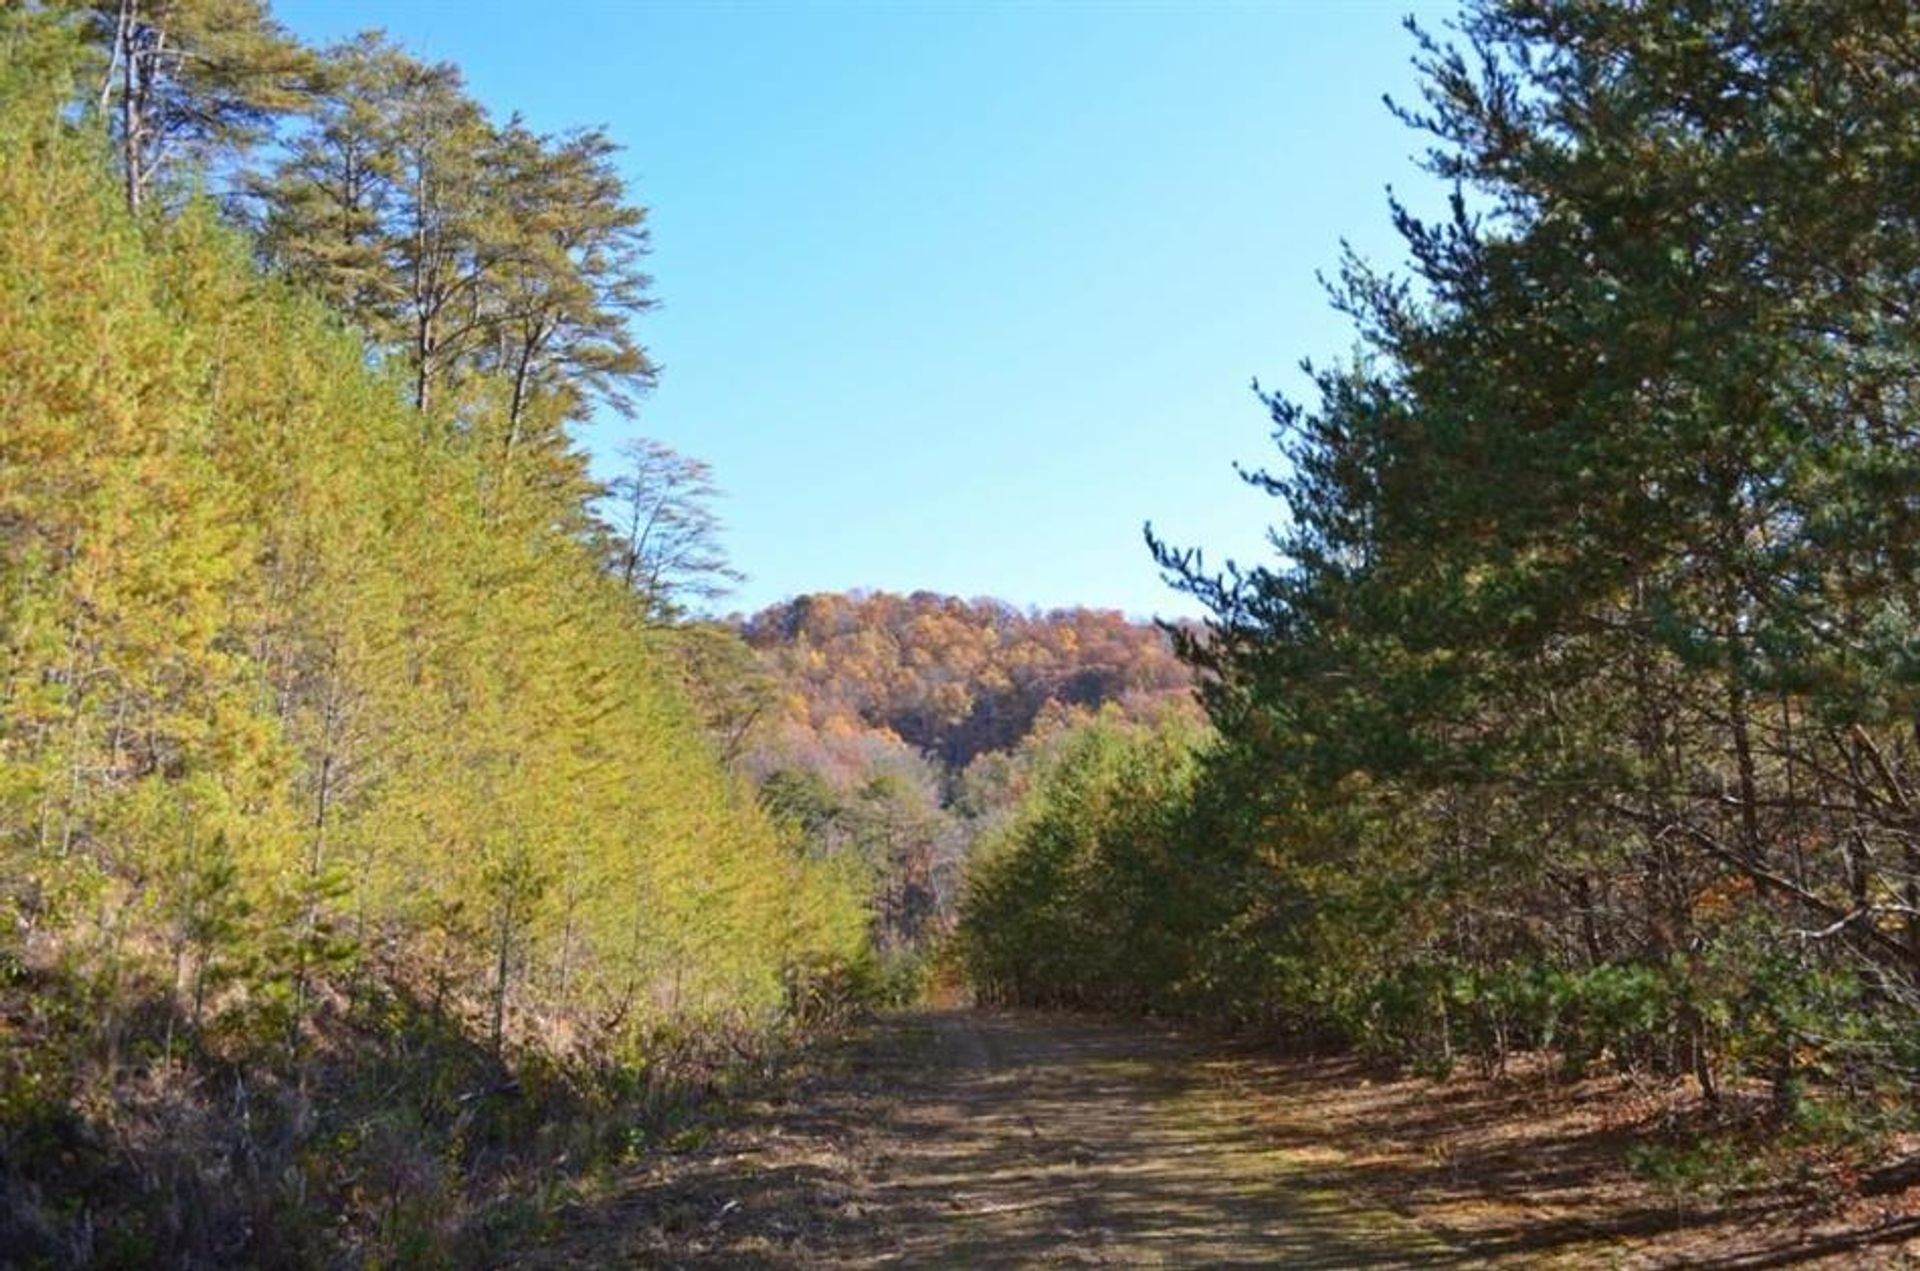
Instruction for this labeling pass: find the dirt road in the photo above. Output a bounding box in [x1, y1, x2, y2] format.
[517, 1009, 1920, 1267]
[833, 1010, 1450, 1266]
[524, 1010, 1451, 1266]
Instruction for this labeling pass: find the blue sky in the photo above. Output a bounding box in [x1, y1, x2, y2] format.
[274, 0, 1451, 619]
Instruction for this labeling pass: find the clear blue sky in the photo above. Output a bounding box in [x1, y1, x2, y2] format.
[274, 0, 1451, 619]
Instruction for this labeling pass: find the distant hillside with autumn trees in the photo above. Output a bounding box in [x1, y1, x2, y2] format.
[719, 593, 1197, 954]
[743, 591, 1193, 766]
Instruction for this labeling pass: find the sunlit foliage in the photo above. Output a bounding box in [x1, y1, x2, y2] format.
[0, 13, 862, 1261]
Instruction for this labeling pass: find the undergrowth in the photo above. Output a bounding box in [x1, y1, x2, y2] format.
[0, 948, 884, 1269]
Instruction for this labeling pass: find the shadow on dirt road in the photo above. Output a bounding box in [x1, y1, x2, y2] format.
[519, 1009, 1453, 1267]
[857, 1011, 1452, 1267]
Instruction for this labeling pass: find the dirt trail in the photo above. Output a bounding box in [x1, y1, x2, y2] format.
[518, 1010, 1920, 1267]
[522, 1009, 1451, 1266]
[852, 1011, 1450, 1266]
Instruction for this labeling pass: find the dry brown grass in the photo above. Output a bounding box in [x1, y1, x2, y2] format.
[1193, 1045, 1920, 1267]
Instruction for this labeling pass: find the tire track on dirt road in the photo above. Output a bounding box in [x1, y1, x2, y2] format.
[860, 1010, 1452, 1266]
[523, 1010, 1455, 1266]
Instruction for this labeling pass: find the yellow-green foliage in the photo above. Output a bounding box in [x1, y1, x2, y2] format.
[958, 710, 1209, 1012]
[0, 21, 864, 1062]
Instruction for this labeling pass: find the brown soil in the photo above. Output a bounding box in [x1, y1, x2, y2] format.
[512, 1010, 1920, 1267]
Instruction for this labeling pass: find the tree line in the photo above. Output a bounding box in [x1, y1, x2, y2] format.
[0, 6, 863, 1262]
[963, 0, 1920, 1139]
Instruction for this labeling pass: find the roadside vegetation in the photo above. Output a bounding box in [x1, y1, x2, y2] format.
[960, 0, 1920, 1207]
[0, 10, 869, 1263]
[0, 7, 1199, 1262]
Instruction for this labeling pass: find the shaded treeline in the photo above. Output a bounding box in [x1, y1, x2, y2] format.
[964, 0, 1920, 1142]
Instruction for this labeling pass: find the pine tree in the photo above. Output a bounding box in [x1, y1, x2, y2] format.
[485, 121, 655, 463]
[1129, 0, 1920, 1088]
[79, 0, 313, 213]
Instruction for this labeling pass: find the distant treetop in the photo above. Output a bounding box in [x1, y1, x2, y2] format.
[740, 590, 1195, 768]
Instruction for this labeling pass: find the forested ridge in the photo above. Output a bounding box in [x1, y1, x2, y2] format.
[960, 0, 1920, 1190]
[733, 591, 1195, 956]
[741, 591, 1192, 769]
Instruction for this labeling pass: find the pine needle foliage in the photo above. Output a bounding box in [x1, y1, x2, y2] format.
[968, 0, 1920, 1136]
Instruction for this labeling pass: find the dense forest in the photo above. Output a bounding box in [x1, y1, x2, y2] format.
[961, 0, 1920, 1158]
[0, 5, 868, 1263]
[742, 591, 1191, 768]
